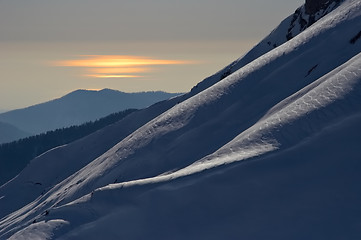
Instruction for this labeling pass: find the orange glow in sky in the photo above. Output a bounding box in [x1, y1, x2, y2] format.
[86, 74, 142, 78]
[54, 55, 193, 79]
[88, 67, 151, 74]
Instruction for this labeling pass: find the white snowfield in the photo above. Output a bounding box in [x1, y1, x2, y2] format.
[1, 0, 361, 239]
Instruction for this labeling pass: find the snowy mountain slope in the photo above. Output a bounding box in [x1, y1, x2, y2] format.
[1, 0, 361, 238]
[0, 91, 185, 218]
[0, 0, 346, 219]
[0, 89, 180, 136]
[41, 106, 361, 240]
[191, 0, 343, 95]
[0, 109, 137, 187]
[4, 49, 361, 240]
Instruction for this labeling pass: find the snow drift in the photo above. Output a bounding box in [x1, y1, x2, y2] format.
[1, 0, 361, 239]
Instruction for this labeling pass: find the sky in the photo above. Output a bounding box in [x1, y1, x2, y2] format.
[0, 0, 303, 111]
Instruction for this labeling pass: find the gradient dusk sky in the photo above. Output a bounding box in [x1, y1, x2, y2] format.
[0, 0, 303, 110]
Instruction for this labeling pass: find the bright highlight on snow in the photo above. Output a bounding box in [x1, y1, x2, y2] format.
[54, 55, 193, 79]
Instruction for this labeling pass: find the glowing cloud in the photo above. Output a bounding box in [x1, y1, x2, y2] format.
[54, 55, 193, 79]
[86, 74, 142, 78]
[88, 67, 150, 74]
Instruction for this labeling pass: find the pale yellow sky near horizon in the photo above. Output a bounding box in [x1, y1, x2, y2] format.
[0, 0, 303, 110]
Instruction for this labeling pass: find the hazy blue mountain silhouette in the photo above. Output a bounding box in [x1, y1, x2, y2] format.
[0, 89, 180, 136]
[0, 122, 31, 144]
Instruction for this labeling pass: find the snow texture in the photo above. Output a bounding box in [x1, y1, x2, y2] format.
[1, 0, 361, 239]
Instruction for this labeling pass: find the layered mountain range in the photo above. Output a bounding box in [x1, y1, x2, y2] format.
[0, 89, 179, 143]
[1, 0, 360, 239]
[0, 122, 30, 144]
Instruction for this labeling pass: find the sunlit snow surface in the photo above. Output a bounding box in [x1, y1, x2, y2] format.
[1, 0, 361, 239]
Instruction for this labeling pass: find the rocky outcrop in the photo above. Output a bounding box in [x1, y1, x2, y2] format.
[305, 0, 340, 15]
[286, 0, 343, 40]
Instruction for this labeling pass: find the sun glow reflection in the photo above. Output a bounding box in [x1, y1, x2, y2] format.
[54, 55, 193, 79]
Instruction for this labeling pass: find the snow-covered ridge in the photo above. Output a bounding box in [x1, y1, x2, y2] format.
[190, 0, 345, 95]
[1, 0, 361, 239]
[0, 0, 347, 214]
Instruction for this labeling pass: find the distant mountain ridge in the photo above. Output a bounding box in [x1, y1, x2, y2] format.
[0, 89, 180, 137]
[0, 122, 31, 144]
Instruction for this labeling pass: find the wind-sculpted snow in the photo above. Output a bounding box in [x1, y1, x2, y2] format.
[0, 0, 355, 221]
[1, 0, 361, 239]
[29, 52, 360, 240]
[206, 53, 361, 162]
[5, 51, 361, 237]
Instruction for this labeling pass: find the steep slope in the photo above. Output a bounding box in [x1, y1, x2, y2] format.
[1, 0, 361, 238]
[0, 109, 137, 186]
[191, 0, 343, 94]
[0, 89, 180, 136]
[0, 0, 341, 219]
[39, 99, 361, 240]
[0, 122, 30, 144]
